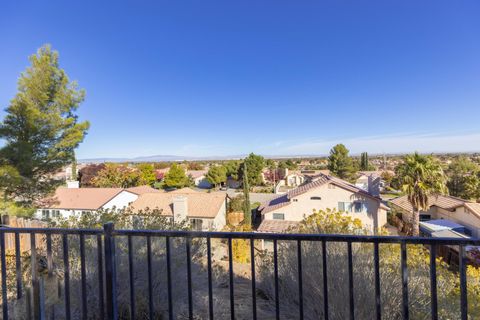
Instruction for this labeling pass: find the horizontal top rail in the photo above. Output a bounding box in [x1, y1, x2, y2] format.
[112, 229, 480, 245]
[0, 227, 103, 235]
[1, 225, 479, 245]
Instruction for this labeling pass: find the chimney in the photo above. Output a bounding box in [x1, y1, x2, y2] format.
[368, 175, 380, 197]
[66, 181, 79, 188]
[173, 196, 188, 222]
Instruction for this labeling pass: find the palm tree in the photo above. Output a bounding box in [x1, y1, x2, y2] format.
[395, 153, 447, 236]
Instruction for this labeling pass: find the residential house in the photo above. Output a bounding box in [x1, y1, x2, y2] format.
[35, 185, 159, 220]
[390, 194, 480, 238]
[129, 187, 227, 231]
[274, 170, 306, 194]
[257, 173, 388, 234]
[187, 170, 212, 188]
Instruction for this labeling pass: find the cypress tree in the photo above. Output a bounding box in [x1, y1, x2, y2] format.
[360, 152, 369, 171]
[242, 161, 251, 226]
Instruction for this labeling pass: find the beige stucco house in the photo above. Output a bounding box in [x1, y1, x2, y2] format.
[390, 194, 480, 238]
[129, 188, 227, 231]
[257, 173, 388, 233]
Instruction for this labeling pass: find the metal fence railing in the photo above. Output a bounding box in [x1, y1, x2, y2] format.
[0, 223, 478, 320]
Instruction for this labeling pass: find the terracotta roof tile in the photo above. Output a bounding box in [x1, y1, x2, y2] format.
[257, 220, 299, 233]
[129, 192, 226, 218]
[44, 188, 124, 210]
[390, 194, 475, 214]
[126, 185, 161, 195]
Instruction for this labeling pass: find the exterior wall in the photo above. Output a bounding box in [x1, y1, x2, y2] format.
[434, 206, 480, 238]
[396, 204, 480, 238]
[212, 199, 227, 230]
[264, 183, 385, 232]
[102, 191, 138, 210]
[189, 198, 227, 231]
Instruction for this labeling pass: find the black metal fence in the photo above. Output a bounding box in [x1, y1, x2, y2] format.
[0, 223, 478, 320]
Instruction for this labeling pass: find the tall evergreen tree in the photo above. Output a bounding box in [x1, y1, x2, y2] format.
[206, 165, 227, 188]
[242, 161, 251, 226]
[360, 152, 369, 171]
[163, 163, 190, 189]
[327, 144, 356, 181]
[0, 45, 89, 203]
[238, 153, 265, 186]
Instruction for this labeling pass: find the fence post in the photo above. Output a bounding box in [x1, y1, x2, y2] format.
[104, 222, 118, 320]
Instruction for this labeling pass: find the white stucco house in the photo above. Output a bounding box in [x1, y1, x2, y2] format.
[128, 188, 227, 231]
[390, 194, 480, 238]
[35, 185, 159, 220]
[257, 173, 388, 234]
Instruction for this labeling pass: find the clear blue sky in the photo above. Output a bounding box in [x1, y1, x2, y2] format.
[1, 1, 480, 159]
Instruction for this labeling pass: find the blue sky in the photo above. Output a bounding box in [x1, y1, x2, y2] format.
[1, 1, 480, 159]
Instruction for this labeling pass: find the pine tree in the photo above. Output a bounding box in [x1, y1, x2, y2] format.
[0, 45, 89, 203]
[327, 144, 356, 181]
[163, 163, 189, 189]
[242, 161, 251, 226]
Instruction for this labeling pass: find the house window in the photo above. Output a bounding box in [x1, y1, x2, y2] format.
[354, 202, 363, 213]
[338, 202, 352, 212]
[52, 210, 61, 218]
[42, 210, 50, 219]
[190, 218, 203, 231]
[310, 196, 322, 200]
[420, 214, 431, 221]
[273, 213, 285, 220]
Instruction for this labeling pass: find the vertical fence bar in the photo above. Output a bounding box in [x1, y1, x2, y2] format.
[347, 241, 354, 320]
[14, 232, 22, 299]
[274, 239, 280, 320]
[400, 242, 409, 320]
[1, 231, 8, 320]
[128, 235, 136, 320]
[374, 242, 381, 320]
[186, 237, 193, 319]
[31, 233, 39, 319]
[459, 245, 467, 320]
[96, 234, 105, 320]
[228, 237, 235, 320]
[38, 277, 46, 320]
[46, 234, 53, 276]
[80, 234, 87, 320]
[207, 236, 214, 320]
[104, 223, 117, 320]
[429, 244, 438, 320]
[297, 240, 304, 320]
[62, 234, 71, 320]
[322, 240, 329, 320]
[250, 238, 257, 320]
[166, 236, 173, 320]
[146, 236, 153, 320]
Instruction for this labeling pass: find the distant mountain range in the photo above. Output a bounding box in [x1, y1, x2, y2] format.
[78, 151, 479, 163]
[78, 154, 321, 163]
